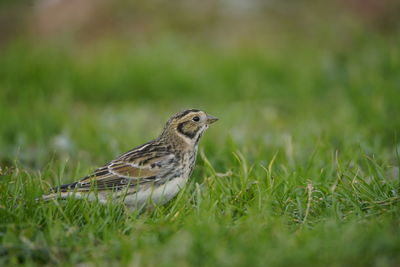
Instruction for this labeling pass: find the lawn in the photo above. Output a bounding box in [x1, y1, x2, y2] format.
[0, 31, 400, 266]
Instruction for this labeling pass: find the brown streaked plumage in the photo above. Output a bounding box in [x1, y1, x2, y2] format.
[41, 109, 218, 209]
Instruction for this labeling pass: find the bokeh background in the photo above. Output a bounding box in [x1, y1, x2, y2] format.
[1, 1, 400, 265]
[1, 0, 399, 169]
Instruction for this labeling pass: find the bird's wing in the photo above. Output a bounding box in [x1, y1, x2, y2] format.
[57, 150, 177, 192]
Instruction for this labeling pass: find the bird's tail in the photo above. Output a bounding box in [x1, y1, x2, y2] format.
[36, 183, 75, 202]
[36, 192, 68, 202]
[40, 193, 59, 201]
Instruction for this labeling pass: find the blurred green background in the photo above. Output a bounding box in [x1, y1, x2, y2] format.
[1, 0, 400, 266]
[1, 0, 399, 169]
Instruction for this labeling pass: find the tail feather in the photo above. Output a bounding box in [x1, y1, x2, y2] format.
[55, 181, 80, 192]
[36, 181, 81, 202]
[41, 193, 59, 201]
[37, 192, 70, 202]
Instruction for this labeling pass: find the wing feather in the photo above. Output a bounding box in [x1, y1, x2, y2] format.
[56, 150, 177, 192]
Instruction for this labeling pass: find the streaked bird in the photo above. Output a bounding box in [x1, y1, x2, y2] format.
[42, 109, 218, 209]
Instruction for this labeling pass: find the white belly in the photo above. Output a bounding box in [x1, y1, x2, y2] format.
[122, 176, 188, 209]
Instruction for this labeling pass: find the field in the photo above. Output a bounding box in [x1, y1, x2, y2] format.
[1, 4, 400, 265]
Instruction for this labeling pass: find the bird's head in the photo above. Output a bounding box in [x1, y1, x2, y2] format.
[161, 109, 218, 146]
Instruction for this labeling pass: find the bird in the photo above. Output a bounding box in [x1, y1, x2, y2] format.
[41, 109, 218, 209]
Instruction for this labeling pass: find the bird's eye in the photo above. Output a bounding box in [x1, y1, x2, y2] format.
[192, 116, 200, 122]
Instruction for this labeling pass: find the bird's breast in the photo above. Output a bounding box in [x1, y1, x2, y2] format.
[181, 149, 197, 180]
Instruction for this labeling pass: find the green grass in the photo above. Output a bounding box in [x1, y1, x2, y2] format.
[1, 34, 400, 266]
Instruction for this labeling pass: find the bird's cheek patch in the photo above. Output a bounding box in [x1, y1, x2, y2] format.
[177, 122, 197, 139]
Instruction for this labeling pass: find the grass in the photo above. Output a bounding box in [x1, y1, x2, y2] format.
[0, 33, 400, 266]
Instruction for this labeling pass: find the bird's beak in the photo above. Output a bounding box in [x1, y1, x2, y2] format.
[206, 114, 219, 124]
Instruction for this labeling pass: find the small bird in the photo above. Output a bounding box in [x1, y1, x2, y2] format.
[42, 109, 218, 209]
